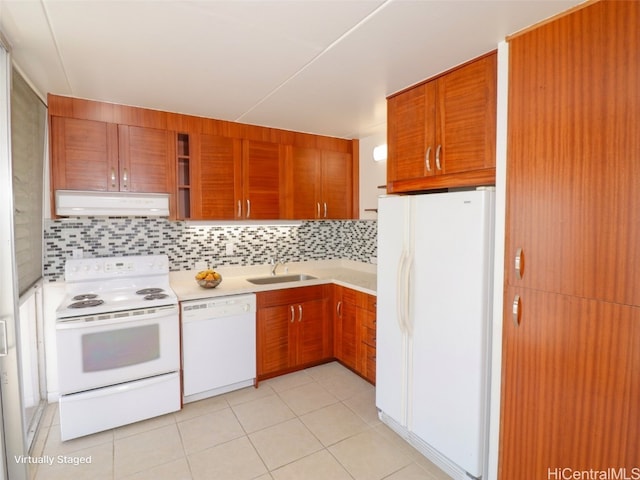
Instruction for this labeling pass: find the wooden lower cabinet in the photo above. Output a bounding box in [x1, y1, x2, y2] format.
[358, 307, 376, 384]
[499, 287, 640, 478]
[333, 285, 377, 384]
[256, 285, 332, 381]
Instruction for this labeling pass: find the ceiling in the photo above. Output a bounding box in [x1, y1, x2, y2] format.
[0, 0, 581, 139]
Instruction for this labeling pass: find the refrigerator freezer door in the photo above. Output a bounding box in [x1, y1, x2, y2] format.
[375, 195, 411, 427]
[410, 190, 494, 477]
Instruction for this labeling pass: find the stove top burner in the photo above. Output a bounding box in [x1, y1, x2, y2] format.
[136, 288, 165, 295]
[144, 293, 170, 300]
[69, 299, 105, 309]
[72, 293, 99, 301]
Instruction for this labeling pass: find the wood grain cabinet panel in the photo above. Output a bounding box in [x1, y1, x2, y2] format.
[500, 2, 640, 477]
[504, 0, 640, 306]
[242, 140, 285, 220]
[190, 133, 242, 220]
[500, 287, 640, 478]
[288, 147, 353, 219]
[118, 125, 174, 194]
[51, 117, 118, 192]
[333, 285, 376, 384]
[256, 286, 331, 381]
[387, 52, 496, 193]
[51, 117, 174, 209]
[334, 286, 359, 371]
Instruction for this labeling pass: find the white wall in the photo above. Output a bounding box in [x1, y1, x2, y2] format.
[358, 127, 387, 220]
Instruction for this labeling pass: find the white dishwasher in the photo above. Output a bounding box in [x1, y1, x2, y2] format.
[181, 293, 256, 403]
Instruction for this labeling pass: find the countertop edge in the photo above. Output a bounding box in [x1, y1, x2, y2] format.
[170, 262, 377, 301]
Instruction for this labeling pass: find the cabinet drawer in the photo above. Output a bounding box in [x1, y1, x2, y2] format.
[365, 345, 376, 383]
[361, 309, 376, 330]
[365, 294, 377, 313]
[362, 325, 376, 347]
[257, 285, 327, 308]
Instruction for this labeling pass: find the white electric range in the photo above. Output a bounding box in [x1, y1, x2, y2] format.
[55, 254, 181, 441]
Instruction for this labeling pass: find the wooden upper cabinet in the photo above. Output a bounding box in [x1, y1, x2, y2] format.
[51, 116, 175, 210]
[190, 133, 242, 220]
[386, 82, 435, 183]
[288, 147, 353, 219]
[117, 125, 174, 194]
[437, 54, 497, 175]
[289, 146, 321, 219]
[242, 140, 285, 220]
[49, 94, 358, 221]
[51, 117, 118, 192]
[387, 52, 497, 193]
[504, 0, 640, 306]
[321, 150, 353, 219]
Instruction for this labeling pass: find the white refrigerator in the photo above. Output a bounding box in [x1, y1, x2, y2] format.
[376, 188, 495, 480]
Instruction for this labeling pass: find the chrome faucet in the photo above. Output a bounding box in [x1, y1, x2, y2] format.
[270, 256, 285, 276]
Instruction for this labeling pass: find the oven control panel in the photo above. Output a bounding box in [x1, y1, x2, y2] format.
[65, 255, 170, 282]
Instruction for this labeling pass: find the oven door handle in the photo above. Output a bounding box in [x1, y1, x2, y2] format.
[65, 372, 178, 401]
[56, 306, 178, 330]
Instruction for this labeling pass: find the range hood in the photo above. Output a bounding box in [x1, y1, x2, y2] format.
[55, 190, 170, 217]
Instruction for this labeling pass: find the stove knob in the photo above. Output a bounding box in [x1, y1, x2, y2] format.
[83, 265, 90, 272]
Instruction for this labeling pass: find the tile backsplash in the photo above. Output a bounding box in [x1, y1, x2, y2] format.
[44, 218, 377, 281]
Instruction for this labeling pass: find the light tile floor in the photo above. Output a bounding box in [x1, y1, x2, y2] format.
[30, 362, 452, 480]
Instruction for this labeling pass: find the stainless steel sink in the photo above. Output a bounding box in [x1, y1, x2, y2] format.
[246, 274, 317, 285]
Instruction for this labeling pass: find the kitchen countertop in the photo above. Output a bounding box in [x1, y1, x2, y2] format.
[170, 259, 377, 301]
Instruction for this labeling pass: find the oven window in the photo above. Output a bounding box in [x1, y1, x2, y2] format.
[82, 324, 160, 372]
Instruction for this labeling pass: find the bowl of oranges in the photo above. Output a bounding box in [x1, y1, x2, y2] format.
[195, 269, 222, 289]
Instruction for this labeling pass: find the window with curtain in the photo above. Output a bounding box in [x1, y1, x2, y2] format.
[10, 68, 46, 295]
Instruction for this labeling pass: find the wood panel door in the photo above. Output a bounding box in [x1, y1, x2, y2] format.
[118, 125, 173, 194]
[51, 117, 118, 192]
[335, 287, 358, 371]
[437, 53, 496, 175]
[500, 2, 640, 478]
[505, 0, 640, 306]
[288, 146, 321, 219]
[242, 140, 284, 220]
[296, 298, 330, 366]
[321, 151, 353, 219]
[192, 133, 242, 220]
[499, 287, 640, 478]
[387, 82, 435, 184]
[257, 304, 292, 377]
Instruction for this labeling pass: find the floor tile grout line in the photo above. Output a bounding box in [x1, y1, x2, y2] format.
[34, 362, 446, 480]
[173, 411, 196, 480]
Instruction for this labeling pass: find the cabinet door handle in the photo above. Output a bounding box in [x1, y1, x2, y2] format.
[246, 199, 251, 219]
[435, 145, 442, 171]
[317, 202, 320, 219]
[110, 168, 116, 188]
[298, 304, 303, 322]
[515, 247, 524, 279]
[122, 168, 129, 189]
[337, 301, 342, 317]
[425, 146, 432, 172]
[290, 305, 295, 323]
[237, 200, 242, 218]
[0, 319, 7, 357]
[323, 202, 327, 218]
[512, 294, 521, 327]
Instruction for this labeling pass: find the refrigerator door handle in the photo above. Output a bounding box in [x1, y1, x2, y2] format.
[396, 250, 408, 334]
[403, 253, 414, 337]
